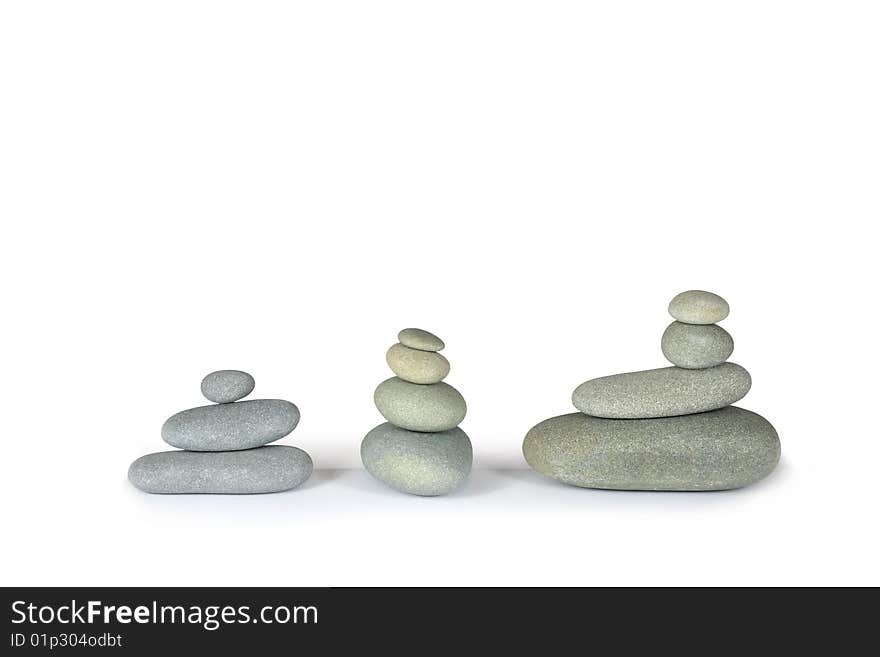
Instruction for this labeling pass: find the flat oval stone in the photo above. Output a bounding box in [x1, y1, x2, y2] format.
[668, 290, 730, 324]
[572, 363, 751, 418]
[398, 328, 445, 352]
[161, 399, 300, 451]
[361, 423, 473, 496]
[374, 377, 466, 432]
[523, 407, 780, 491]
[200, 370, 256, 403]
[661, 321, 734, 369]
[128, 445, 312, 494]
[386, 343, 450, 384]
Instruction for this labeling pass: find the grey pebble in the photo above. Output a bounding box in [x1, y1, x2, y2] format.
[200, 370, 256, 403]
[398, 328, 445, 352]
[523, 406, 780, 491]
[374, 377, 466, 432]
[361, 422, 472, 496]
[668, 290, 730, 325]
[572, 362, 751, 418]
[161, 399, 300, 451]
[661, 321, 734, 369]
[128, 445, 313, 494]
[386, 343, 450, 384]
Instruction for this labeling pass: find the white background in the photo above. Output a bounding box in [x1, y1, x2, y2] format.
[1, 1, 878, 586]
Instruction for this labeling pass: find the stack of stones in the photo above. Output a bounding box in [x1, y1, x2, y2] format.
[523, 291, 780, 491]
[129, 370, 312, 494]
[361, 328, 473, 496]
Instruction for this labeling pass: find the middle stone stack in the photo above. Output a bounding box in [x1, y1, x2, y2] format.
[361, 328, 473, 496]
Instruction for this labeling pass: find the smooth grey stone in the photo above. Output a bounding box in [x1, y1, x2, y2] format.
[523, 407, 780, 491]
[386, 343, 450, 384]
[572, 363, 751, 418]
[162, 399, 300, 451]
[374, 377, 466, 432]
[361, 423, 472, 496]
[128, 445, 313, 494]
[398, 328, 445, 352]
[200, 370, 255, 403]
[661, 321, 734, 369]
[668, 290, 730, 325]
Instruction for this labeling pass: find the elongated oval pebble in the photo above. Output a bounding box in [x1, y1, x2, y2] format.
[523, 407, 779, 491]
[128, 445, 313, 494]
[572, 363, 751, 418]
[161, 399, 300, 451]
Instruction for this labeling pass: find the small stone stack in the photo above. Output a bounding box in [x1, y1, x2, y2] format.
[523, 291, 780, 491]
[129, 370, 312, 494]
[361, 328, 473, 496]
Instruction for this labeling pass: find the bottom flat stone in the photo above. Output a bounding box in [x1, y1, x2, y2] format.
[523, 406, 780, 491]
[128, 445, 313, 494]
[361, 423, 472, 496]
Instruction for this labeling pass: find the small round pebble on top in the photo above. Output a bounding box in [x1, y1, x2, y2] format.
[200, 370, 256, 404]
[398, 328, 445, 352]
[668, 290, 730, 325]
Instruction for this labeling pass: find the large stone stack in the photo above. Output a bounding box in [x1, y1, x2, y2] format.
[129, 370, 312, 494]
[523, 291, 780, 491]
[361, 328, 473, 496]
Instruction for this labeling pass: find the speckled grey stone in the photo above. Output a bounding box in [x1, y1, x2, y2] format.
[572, 363, 751, 418]
[200, 370, 256, 403]
[374, 377, 466, 432]
[668, 290, 730, 325]
[128, 445, 313, 494]
[398, 328, 445, 352]
[661, 321, 734, 369]
[161, 399, 300, 451]
[386, 343, 450, 384]
[361, 423, 472, 496]
[523, 407, 779, 491]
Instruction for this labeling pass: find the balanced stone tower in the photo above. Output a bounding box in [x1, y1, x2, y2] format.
[523, 291, 780, 491]
[361, 328, 473, 496]
[129, 370, 312, 494]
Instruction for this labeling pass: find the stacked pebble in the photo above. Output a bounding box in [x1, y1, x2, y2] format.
[523, 291, 780, 491]
[361, 328, 473, 496]
[128, 370, 312, 494]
